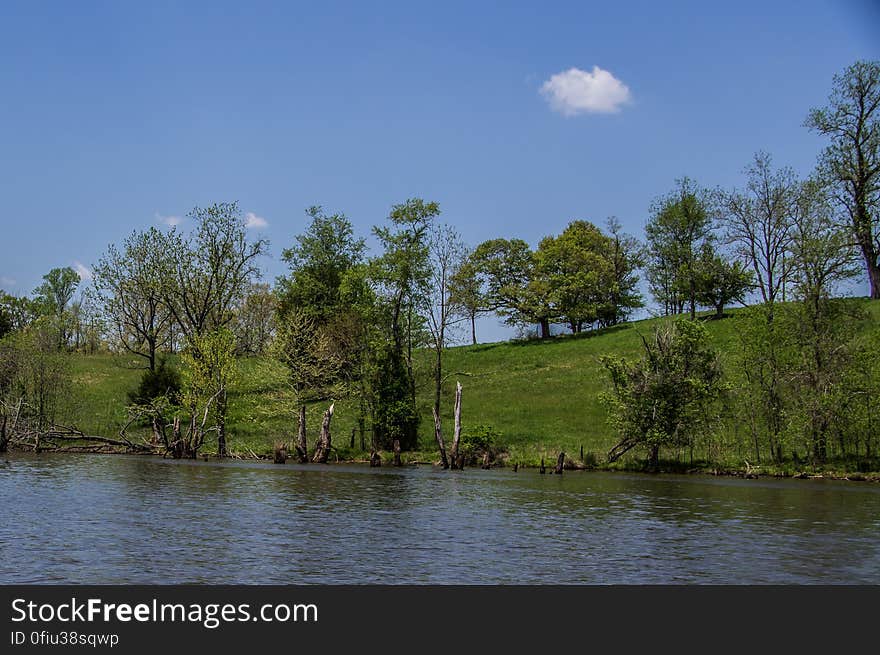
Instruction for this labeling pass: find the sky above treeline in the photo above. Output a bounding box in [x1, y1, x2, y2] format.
[1, 0, 878, 342]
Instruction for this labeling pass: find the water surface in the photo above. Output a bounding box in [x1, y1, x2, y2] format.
[1, 453, 878, 583]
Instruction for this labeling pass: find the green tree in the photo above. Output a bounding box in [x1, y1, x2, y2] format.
[537, 220, 612, 333]
[694, 244, 753, 318]
[806, 60, 880, 299]
[163, 201, 269, 340]
[448, 251, 487, 345]
[92, 227, 172, 371]
[787, 179, 862, 463]
[369, 198, 438, 452]
[602, 217, 645, 326]
[646, 178, 715, 319]
[472, 238, 554, 338]
[601, 320, 724, 469]
[277, 206, 366, 322]
[272, 308, 342, 462]
[33, 267, 80, 349]
[179, 327, 238, 457]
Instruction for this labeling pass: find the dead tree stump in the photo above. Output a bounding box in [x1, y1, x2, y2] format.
[481, 451, 490, 469]
[449, 381, 463, 469]
[370, 450, 382, 467]
[273, 443, 287, 464]
[513, 462, 518, 472]
[312, 404, 334, 464]
[432, 406, 449, 469]
[392, 439, 402, 466]
[554, 451, 565, 475]
[295, 405, 308, 463]
[539, 458, 546, 474]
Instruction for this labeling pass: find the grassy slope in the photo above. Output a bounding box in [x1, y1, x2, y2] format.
[63, 300, 880, 468]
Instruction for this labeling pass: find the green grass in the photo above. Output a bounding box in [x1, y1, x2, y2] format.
[59, 299, 880, 473]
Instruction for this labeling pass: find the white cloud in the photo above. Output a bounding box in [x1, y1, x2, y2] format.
[540, 66, 632, 116]
[73, 261, 93, 281]
[244, 212, 268, 229]
[155, 212, 182, 227]
[0, 276, 16, 288]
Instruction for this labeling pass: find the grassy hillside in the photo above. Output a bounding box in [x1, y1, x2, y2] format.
[61, 300, 880, 469]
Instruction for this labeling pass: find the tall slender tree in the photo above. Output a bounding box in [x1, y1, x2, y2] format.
[806, 60, 880, 298]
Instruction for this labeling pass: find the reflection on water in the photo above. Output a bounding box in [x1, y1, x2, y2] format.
[1, 453, 878, 584]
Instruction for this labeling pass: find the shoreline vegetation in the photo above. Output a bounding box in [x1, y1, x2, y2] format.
[4, 303, 879, 483]
[2, 61, 879, 484]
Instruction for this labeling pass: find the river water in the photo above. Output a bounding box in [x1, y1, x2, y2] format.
[1, 453, 878, 584]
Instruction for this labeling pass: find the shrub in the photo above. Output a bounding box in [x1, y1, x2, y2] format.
[128, 358, 181, 405]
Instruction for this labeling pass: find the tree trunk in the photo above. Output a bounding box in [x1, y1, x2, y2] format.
[216, 389, 227, 457]
[450, 381, 462, 469]
[0, 414, 7, 453]
[171, 416, 183, 459]
[349, 427, 355, 449]
[481, 451, 490, 469]
[539, 458, 546, 474]
[392, 438, 402, 466]
[370, 450, 382, 467]
[432, 406, 449, 469]
[554, 451, 565, 474]
[273, 443, 287, 464]
[296, 404, 308, 463]
[312, 403, 334, 463]
[649, 445, 660, 470]
[471, 314, 477, 345]
[868, 256, 880, 300]
[539, 318, 550, 339]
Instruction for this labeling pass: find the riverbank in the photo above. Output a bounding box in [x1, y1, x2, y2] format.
[20, 300, 880, 478]
[7, 440, 879, 484]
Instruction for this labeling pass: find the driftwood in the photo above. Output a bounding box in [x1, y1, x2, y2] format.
[481, 451, 490, 469]
[554, 451, 565, 475]
[431, 406, 449, 469]
[392, 439, 402, 467]
[312, 403, 334, 464]
[449, 381, 462, 470]
[370, 450, 382, 467]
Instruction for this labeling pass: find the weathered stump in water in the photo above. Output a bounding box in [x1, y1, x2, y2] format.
[554, 452, 565, 475]
[171, 417, 183, 459]
[392, 439, 402, 467]
[481, 451, 490, 469]
[273, 443, 287, 464]
[513, 462, 518, 472]
[539, 458, 546, 474]
[370, 450, 382, 467]
[295, 405, 308, 463]
[432, 406, 449, 469]
[449, 381, 463, 470]
[312, 404, 334, 464]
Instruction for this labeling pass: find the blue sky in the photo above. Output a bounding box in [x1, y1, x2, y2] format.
[1, 0, 878, 342]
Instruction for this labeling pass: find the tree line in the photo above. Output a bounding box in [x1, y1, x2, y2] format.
[1, 60, 878, 470]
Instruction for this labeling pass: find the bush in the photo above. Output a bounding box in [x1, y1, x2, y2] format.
[461, 424, 501, 458]
[128, 358, 181, 405]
